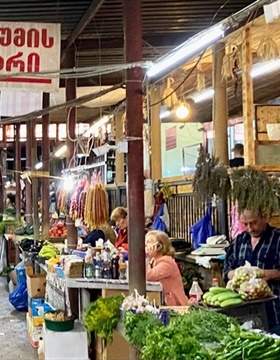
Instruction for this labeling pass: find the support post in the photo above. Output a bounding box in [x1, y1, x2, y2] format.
[150, 87, 162, 180]
[115, 113, 125, 185]
[42, 93, 50, 239]
[0, 125, 6, 216]
[213, 42, 229, 237]
[65, 46, 77, 248]
[123, 0, 145, 292]
[123, 0, 144, 355]
[31, 119, 39, 240]
[15, 124, 21, 221]
[26, 122, 33, 225]
[242, 26, 255, 166]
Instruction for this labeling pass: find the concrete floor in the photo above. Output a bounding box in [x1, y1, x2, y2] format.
[0, 277, 37, 360]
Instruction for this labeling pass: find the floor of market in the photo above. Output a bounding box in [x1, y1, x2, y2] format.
[0, 277, 37, 360]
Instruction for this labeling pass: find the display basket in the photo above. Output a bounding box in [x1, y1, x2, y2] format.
[44, 311, 74, 332]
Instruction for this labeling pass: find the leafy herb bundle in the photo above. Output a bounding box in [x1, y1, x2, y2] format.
[83, 295, 124, 344]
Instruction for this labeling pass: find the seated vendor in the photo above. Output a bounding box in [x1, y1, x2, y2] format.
[224, 209, 280, 334]
[145, 230, 193, 306]
[110, 207, 128, 251]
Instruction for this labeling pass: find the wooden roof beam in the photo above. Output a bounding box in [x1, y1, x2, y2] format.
[61, 0, 105, 64]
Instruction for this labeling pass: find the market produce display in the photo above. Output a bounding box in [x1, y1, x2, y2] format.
[45, 311, 69, 321]
[38, 242, 60, 259]
[48, 220, 67, 238]
[203, 287, 243, 308]
[215, 326, 280, 360]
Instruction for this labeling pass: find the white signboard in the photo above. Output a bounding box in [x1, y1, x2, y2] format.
[0, 22, 61, 92]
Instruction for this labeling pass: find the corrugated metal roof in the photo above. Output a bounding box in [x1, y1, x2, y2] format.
[0, 0, 255, 70]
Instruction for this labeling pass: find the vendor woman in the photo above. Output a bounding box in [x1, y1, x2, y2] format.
[110, 207, 128, 250]
[145, 230, 193, 306]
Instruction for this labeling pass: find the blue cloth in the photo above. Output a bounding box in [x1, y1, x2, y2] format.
[190, 206, 215, 249]
[224, 225, 280, 328]
[151, 204, 167, 232]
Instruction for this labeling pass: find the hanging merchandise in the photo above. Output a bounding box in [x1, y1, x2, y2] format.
[162, 77, 179, 109]
[256, 35, 279, 61]
[84, 183, 109, 230]
[221, 44, 241, 82]
[196, 66, 206, 92]
[69, 177, 89, 221]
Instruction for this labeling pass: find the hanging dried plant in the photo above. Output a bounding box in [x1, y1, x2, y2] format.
[196, 69, 206, 91]
[256, 36, 279, 61]
[162, 77, 179, 108]
[193, 145, 231, 202]
[231, 168, 280, 216]
[221, 45, 241, 81]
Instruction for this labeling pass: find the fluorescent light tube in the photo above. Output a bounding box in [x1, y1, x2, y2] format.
[54, 144, 68, 158]
[251, 59, 280, 78]
[147, 24, 224, 79]
[191, 88, 215, 103]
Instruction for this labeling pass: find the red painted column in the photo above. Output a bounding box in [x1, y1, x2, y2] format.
[123, 0, 145, 296]
[65, 46, 77, 247]
[15, 124, 21, 221]
[26, 122, 33, 224]
[42, 93, 50, 239]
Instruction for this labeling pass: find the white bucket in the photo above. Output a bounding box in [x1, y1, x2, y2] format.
[266, 123, 280, 141]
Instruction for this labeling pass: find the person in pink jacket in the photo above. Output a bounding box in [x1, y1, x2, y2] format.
[145, 230, 192, 306]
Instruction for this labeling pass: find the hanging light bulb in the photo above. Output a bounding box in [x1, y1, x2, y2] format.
[175, 102, 190, 120]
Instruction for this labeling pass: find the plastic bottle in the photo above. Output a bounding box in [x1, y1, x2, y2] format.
[111, 255, 120, 279]
[119, 254, 127, 280]
[189, 278, 203, 303]
[84, 249, 94, 279]
[94, 253, 102, 279]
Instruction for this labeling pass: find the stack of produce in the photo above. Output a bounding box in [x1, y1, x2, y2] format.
[38, 242, 60, 259]
[84, 184, 109, 230]
[216, 326, 280, 360]
[228, 262, 273, 300]
[48, 220, 67, 238]
[203, 287, 243, 308]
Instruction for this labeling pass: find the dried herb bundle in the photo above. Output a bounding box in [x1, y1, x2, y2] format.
[231, 168, 280, 215]
[193, 146, 230, 202]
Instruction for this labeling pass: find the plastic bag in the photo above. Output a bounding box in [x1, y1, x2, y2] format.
[190, 205, 215, 249]
[9, 281, 28, 311]
[239, 278, 272, 300]
[231, 261, 263, 290]
[151, 204, 168, 233]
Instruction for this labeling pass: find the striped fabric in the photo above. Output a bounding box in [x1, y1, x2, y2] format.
[224, 225, 280, 328]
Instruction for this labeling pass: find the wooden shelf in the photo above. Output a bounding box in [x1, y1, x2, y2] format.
[257, 140, 280, 145]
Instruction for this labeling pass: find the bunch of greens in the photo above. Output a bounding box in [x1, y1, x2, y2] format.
[173, 309, 239, 345]
[83, 295, 124, 344]
[142, 323, 211, 360]
[124, 311, 162, 349]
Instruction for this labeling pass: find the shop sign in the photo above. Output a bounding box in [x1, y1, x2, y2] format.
[0, 22, 61, 92]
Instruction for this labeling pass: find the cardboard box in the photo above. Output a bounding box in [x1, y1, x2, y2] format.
[26, 312, 43, 349]
[27, 274, 46, 298]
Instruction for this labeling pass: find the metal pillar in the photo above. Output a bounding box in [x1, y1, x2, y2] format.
[65, 46, 77, 248]
[123, 0, 145, 294]
[15, 124, 21, 221]
[42, 93, 50, 239]
[213, 42, 229, 237]
[26, 122, 33, 225]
